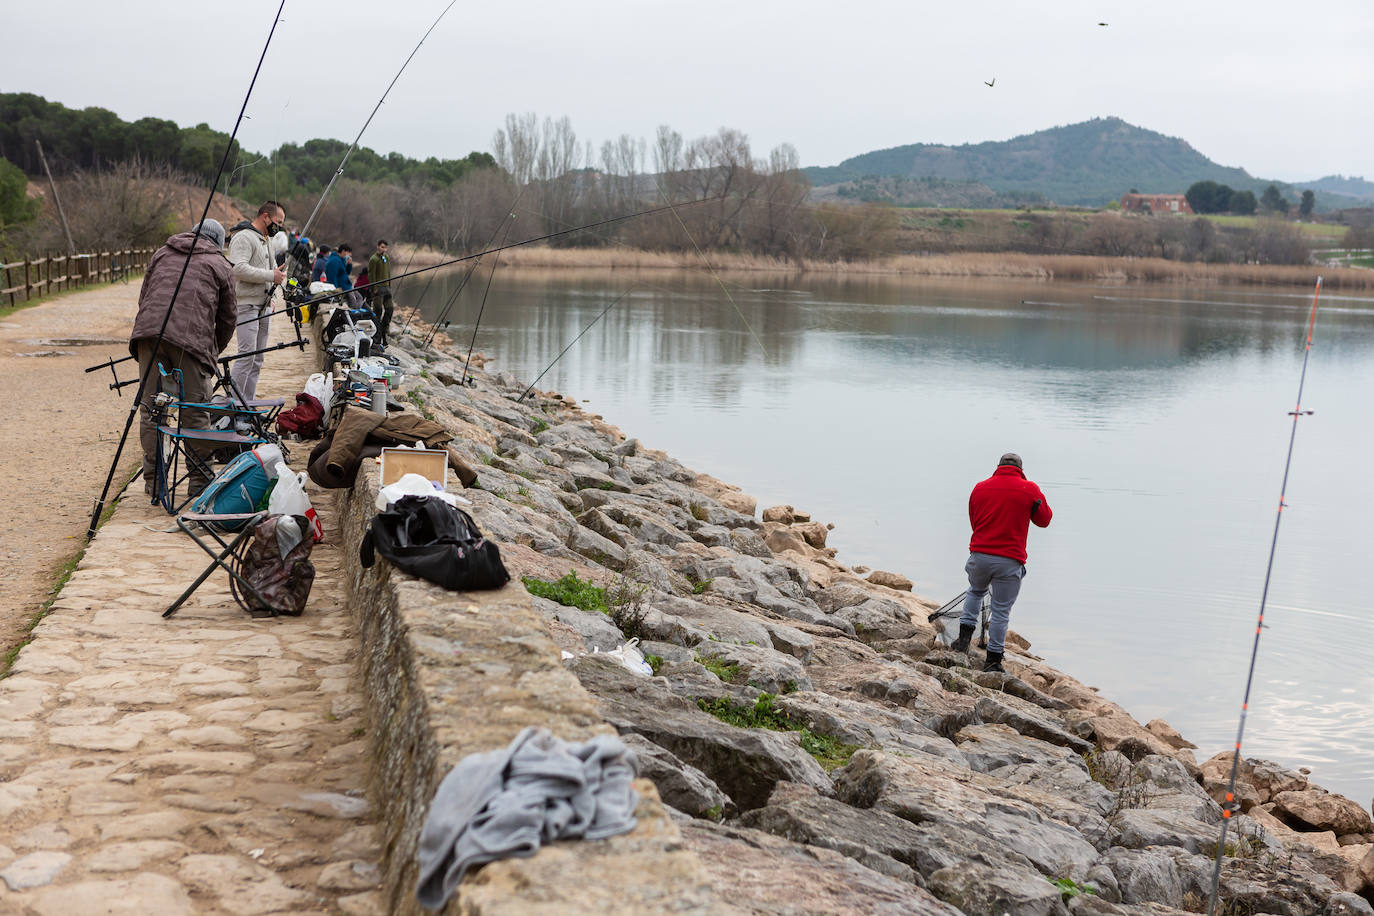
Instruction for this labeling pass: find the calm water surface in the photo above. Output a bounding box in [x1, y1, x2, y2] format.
[401, 268, 1374, 805]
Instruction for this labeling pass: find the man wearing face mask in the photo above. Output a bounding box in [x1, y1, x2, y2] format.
[229, 200, 287, 401]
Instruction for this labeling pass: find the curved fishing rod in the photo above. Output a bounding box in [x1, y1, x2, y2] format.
[295, 0, 458, 240]
[1206, 276, 1323, 916]
[86, 1, 286, 541]
[459, 217, 517, 381]
[296, 196, 724, 313]
[517, 288, 636, 402]
[418, 192, 525, 348]
[391, 245, 425, 337]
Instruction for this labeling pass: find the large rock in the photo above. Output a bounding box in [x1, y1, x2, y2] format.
[566, 524, 628, 570]
[620, 734, 731, 820]
[975, 697, 1094, 755]
[693, 642, 811, 695]
[833, 598, 919, 644]
[572, 655, 831, 810]
[679, 819, 963, 916]
[1099, 848, 1184, 908]
[925, 862, 1067, 916]
[835, 750, 1099, 878]
[1272, 789, 1374, 836]
[530, 596, 625, 651]
[956, 723, 1086, 774]
[776, 691, 966, 765]
[867, 570, 913, 592]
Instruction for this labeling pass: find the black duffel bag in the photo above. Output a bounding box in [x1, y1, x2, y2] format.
[359, 495, 509, 591]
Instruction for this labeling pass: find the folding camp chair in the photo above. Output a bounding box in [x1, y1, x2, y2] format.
[163, 511, 271, 618]
[150, 362, 269, 514]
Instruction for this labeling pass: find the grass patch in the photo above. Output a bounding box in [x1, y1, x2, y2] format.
[696, 655, 741, 683]
[531, 418, 549, 435]
[696, 693, 860, 771]
[1049, 877, 1097, 903]
[688, 576, 713, 595]
[406, 389, 436, 421]
[688, 502, 709, 522]
[522, 570, 607, 614]
[644, 654, 664, 676]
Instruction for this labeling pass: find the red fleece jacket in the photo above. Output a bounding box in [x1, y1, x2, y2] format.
[968, 465, 1053, 564]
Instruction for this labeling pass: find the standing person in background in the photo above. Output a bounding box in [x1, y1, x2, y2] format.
[228, 200, 287, 401]
[952, 452, 1053, 672]
[128, 219, 236, 498]
[367, 239, 393, 350]
[311, 245, 331, 283]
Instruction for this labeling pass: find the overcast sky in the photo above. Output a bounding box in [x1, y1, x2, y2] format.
[4, 0, 1370, 183]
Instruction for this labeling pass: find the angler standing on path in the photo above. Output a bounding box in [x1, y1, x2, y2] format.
[229, 200, 287, 400]
[952, 452, 1053, 672]
[368, 239, 393, 350]
[128, 219, 237, 497]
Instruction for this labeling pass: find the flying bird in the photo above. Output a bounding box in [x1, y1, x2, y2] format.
[984, 78, 996, 87]
[1098, 21, 1108, 26]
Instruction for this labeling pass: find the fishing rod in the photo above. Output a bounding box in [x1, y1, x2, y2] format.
[86, 1, 285, 541]
[517, 289, 635, 402]
[391, 245, 423, 336]
[459, 217, 516, 381]
[1206, 276, 1323, 916]
[417, 192, 524, 348]
[295, 0, 457, 240]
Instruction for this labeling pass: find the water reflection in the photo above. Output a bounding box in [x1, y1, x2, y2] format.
[404, 267, 1374, 805]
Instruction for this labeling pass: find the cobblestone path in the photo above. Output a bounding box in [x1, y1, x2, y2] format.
[0, 311, 384, 914]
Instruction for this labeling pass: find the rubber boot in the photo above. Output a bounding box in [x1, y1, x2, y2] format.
[950, 625, 975, 654]
[983, 651, 1005, 673]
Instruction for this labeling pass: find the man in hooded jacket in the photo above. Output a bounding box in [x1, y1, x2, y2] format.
[228, 200, 287, 401]
[128, 219, 237, 497]
[953, 452, 1053, 672]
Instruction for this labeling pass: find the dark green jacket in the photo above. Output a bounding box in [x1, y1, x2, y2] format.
[368, 250, 391, 293]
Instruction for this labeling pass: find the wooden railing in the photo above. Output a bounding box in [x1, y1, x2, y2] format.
[0, 248, 156, 308]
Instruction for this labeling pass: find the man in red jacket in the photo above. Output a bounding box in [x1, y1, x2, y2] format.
[952, 452, 1053, 672]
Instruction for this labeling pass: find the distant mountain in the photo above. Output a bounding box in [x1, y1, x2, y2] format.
[805, 117, 1363, 210]
[1296, 175, 1374, 202]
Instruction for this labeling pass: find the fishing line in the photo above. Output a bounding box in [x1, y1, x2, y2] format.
[417, 190, 525, 348]
[518, 288, 636, 402]
[296, 0, 458, 240]
[1206, 276, 1322, 916]
[300, 197, 723, 313]
[86, 0, 286, 541]
[459, 218, 517, 380]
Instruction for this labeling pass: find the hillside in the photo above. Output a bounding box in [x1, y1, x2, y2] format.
[1297, 174, 1374, 202]
[806, 117, 1362, 210]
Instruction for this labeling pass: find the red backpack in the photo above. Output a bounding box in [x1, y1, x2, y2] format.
[276, 392, 325, 439]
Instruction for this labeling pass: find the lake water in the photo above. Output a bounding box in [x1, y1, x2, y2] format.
[399, 267, 1374, 807]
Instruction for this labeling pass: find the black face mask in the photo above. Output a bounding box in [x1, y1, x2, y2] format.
[266, 221, 283, 237]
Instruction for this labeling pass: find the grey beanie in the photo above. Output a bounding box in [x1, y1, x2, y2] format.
[192, 218, 226, 250]
[998, 452, 1023, 468]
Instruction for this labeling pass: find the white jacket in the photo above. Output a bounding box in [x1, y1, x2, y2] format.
[229, 226, 275, 309]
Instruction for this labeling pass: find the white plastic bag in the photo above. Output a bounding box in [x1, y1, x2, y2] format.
[304, 373, 333, 417]
[269, 462, 324, 542]
[594, 638, 653, 677]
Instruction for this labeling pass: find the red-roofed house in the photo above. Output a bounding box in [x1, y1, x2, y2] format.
[1120, 193, 1193, 215]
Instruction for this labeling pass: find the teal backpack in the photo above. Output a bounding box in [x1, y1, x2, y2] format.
[189, 448, 274, 529]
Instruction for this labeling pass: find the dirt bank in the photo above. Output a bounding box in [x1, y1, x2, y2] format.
[0, 281, 143, 667]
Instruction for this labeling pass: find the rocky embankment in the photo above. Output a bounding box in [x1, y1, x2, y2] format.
[386, 332, 1374, 916]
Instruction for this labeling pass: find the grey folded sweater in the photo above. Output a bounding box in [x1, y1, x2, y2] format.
[415, 726, 639, 910]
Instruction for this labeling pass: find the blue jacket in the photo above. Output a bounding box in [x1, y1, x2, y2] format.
[325, 252, 353, 291]
[310, 254, 328, 282]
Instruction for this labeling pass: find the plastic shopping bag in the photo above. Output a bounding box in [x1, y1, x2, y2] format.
[268, 463, 324, 542]
[304, 372, 333, 417]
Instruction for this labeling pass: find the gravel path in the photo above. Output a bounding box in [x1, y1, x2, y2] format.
[0, 284, 385, 912]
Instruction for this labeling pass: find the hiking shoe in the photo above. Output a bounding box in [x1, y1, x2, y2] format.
[950, 624, 975, 654]
[983, 651, 1005, 673]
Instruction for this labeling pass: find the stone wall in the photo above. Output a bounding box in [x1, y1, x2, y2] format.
[334, 464, 714, 914]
